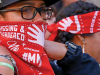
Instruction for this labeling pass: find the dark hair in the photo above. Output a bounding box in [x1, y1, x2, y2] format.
[54, 1, 100, 44]
[50, 0, 63, 17]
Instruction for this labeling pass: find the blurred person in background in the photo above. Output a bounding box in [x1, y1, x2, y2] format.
[47, 0, 100, 71]
[45, 0, 86, 40]
[86, 0, 100, 7]
[55, 1, 100, 64]
[0, 0, 59, 75]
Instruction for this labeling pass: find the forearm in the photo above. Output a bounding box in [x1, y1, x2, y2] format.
[44, 40, 67, 60]
[0, 45, 14, 75]
[57, 46, 100, 75]
[45, 41, 100, 75]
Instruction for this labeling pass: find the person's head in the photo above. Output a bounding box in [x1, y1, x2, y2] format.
[55, 1, 100, 63]
[0, 0, 59, 22]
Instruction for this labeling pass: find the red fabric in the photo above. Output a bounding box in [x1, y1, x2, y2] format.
[57, 11, 100, 34]
[0, 21, 54, 75]
[47, 23, 58, 41]
[47, 23, 58, 34]
[47, 11, 100, 41]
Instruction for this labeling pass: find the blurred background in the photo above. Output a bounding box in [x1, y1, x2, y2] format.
[86, 0, 100, 7]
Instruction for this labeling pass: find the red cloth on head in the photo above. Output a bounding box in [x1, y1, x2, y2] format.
[47, 11, 100, 41]
[57, 11, 100, 34]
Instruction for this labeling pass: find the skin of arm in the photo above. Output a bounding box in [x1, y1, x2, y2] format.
[45, 30, 52, 40]
[0, 45, 14, 75]
[44, 40, 67, 60]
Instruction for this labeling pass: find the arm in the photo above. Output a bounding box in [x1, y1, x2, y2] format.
[44, 40, 100, 75]
[44, 40, 67, 60]
[45, 30, 51, 40]
[0, 45, 14, 75]
[57, 46, 100, 75]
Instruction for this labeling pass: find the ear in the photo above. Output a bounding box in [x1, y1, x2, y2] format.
[77, 35, 85, 44]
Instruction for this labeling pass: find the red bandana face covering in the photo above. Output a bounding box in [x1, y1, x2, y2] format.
[0, 21, 54, 75]
[47, 11, 100, 40]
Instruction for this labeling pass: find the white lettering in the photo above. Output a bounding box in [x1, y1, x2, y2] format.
[13, 32, 16, 39]
[21, 34, 24, 41]
[37, 54, 40, 64]
[20, 26, 24, 33]
[28, 53, 36, 63]
[0, 32, 24, 41]
[0, 25, 18, 31]
[22, 53, 42, 67]
[10, 25, 14, 31]
[17, 33, 20, 40]
[14, 25, 18, 31]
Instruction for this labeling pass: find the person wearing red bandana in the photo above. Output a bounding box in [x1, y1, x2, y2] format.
[47, 1, 100, 75]
[0, 0, 100, 75]
[0, 0, 59, 75]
